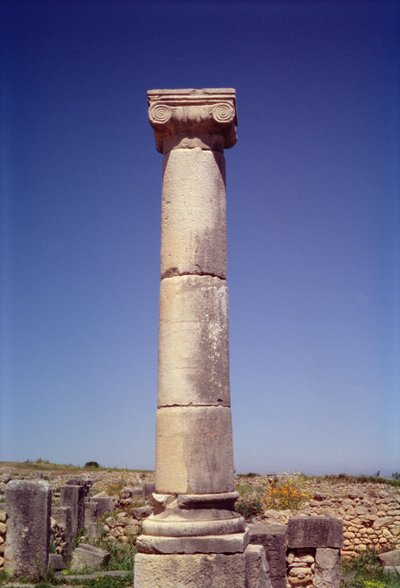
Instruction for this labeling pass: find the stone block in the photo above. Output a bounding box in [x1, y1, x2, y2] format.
[249, 523, 287, 587]
[378, 549, 400, 566]
[60, 485, 85, 536]
[67, 478, 92, 496]
[287, 517, 343, 548]
[70, 543, 110, 572]
[134, 552, 246, 588]
[314, 547, 340, 588]
[155, 405, 234, 494]
[51, 506, 72, 557]
[133, 506, 153, 519]
[245, 544, 273, 588]
[84, 500, 98, 527]
[87, 522, 103, 541]
[158, 275, 230, 407]
[48, 553, 66, 571]
[5, 480, 51, 580]
[137, 531, 248, 554]
[160, 148, 227, 279]
[92, 496, 115, 518]
[384, 566, 400, 574]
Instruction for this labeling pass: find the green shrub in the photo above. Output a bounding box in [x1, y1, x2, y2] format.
[85, 461, 100, 468]
[235, 488, 264, 520]
[95, 540, 137, 571]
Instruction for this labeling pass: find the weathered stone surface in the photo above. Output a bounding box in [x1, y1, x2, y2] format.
[143, 505, 245, 537]
[132, 506, 153, 519]
[384, 565, 400, 574]
[160, 148, 227, 279]
[158, 275, 230, 407]
[70, 544, 110, 572]
[137, 531, 248, 554]
[67, 478, 92, 497]
[5, 480, 51, 580]
[314, 547, 340, 588]
[245, 544, 273, 588]
[134, 552, 246, 588]
[378, 549, 400, 566]
[84, 500, 98, 527]
[60, 485, 85, 536]
[48, 553, 66, 571]
[87, 522, 103, 541]
[155, 406, 234, 494]
[92, 496, 114, 517]
[249, 523, 288, 584]
[288, 517, 343, 548]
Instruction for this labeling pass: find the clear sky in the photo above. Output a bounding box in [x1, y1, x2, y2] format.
[1, 0, 399, 476]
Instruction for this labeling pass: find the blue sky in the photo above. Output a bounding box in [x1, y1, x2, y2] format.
[1, 0, 399, 476]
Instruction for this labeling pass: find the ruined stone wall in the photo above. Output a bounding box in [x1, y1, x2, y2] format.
[303, 482, 400, 557]
[259, 478, 400, 557]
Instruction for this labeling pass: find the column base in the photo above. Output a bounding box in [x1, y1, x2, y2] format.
[138, 492, 247, 553]
[137, 530, 249, 554]
[134, 552, 246, 588]
[134, 545, 272, 588]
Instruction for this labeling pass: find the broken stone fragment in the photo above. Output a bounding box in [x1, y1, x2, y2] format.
[70, 543, 110, 572]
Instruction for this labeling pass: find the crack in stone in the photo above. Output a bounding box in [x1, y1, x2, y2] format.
[161, 270, 226, 280]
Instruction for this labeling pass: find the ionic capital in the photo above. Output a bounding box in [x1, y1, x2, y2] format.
[147, 88, 237, 153]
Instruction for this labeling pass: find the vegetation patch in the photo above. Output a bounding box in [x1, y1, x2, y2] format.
[264, 477, 309, 510]
[235, 483, 265, 519]
[341, 550, 400, 587]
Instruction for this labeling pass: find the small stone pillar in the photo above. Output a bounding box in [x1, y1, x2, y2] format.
[5, 480, 51, 580]
[60, 485, 85, 537]
[249, 523, 288, 588]
[135, 89, 267, 587]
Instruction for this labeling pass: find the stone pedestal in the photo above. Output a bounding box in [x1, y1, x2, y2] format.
[5, 480, 51, 580]
[135, 89, 268, 586]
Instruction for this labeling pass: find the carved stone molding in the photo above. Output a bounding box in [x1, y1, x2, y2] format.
[147, 88, 237, 153]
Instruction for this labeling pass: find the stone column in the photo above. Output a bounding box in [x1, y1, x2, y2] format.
[135, 89, 267, 587]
